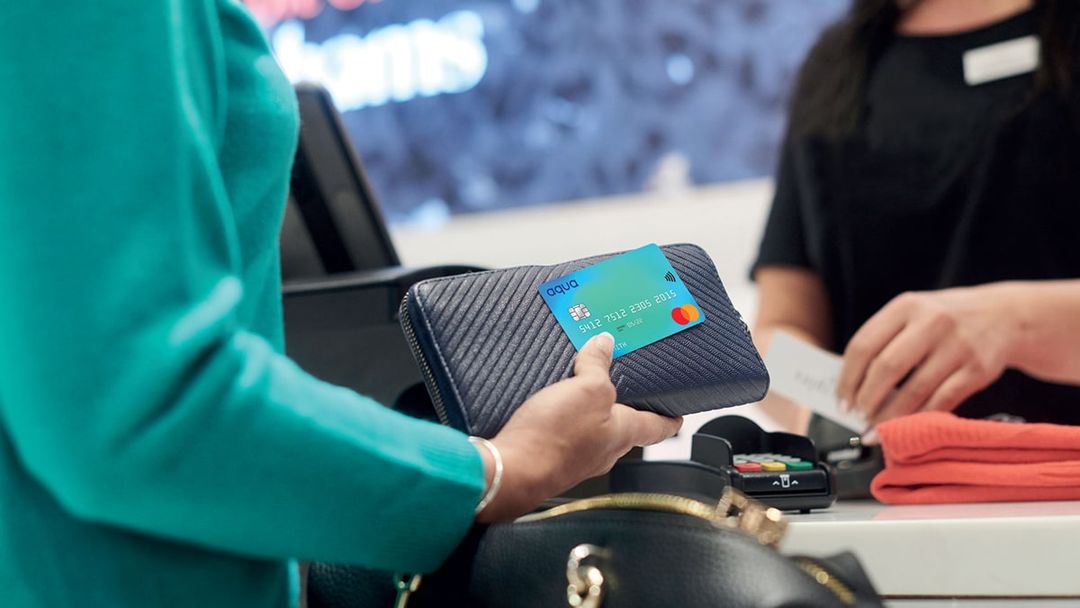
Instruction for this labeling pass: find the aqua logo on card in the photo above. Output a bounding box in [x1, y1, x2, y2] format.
[537, 244, 706, 357]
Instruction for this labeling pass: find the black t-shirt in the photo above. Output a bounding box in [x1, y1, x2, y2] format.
[755, 10, 1080, 424]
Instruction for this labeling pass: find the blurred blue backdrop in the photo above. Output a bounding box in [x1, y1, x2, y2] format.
[246, 0, 848, 223]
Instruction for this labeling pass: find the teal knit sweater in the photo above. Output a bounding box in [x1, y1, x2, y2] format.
[0, 2, 483, 606]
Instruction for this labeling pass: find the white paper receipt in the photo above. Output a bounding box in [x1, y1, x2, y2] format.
[764, 331, 867, 432]
[963, 35, 1040, 87]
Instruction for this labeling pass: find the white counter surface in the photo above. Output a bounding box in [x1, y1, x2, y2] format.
[782, 499, 1080, 599]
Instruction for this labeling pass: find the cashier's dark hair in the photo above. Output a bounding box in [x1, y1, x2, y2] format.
[789, 0, 1080, 139]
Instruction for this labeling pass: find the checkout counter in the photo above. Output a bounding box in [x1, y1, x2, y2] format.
[784, 500, 1080, 605]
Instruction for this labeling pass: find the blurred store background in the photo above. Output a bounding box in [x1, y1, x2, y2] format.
[246, 0, 846, 224]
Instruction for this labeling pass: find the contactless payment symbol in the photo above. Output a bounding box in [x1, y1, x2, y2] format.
[568, 303, 591, 321]
[671, 303, 700, 326]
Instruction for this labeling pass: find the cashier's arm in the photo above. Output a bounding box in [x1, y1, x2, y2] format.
[751, 266, 834, 432]
[838, 280, 1080, 426]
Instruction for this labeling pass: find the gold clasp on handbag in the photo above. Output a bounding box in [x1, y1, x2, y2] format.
[566, 544, 610, 608]
[714, 487, 787, 547]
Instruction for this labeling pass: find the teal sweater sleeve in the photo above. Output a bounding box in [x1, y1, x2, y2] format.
[0, 2, 482, 572]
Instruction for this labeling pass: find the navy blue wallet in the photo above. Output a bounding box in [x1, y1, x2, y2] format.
[399, 244, 769, 438]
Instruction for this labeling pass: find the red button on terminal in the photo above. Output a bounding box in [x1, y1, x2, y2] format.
[734, 463, 763, 473]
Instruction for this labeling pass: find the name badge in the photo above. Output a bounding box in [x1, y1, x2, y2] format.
[962, 35, 1040, 86]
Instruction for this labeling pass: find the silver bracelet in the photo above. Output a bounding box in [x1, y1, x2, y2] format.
[468, 436, 503, 516]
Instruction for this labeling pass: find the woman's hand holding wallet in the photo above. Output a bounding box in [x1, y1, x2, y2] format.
[401, 244, 766, 519]
[473, 332, 683, 522]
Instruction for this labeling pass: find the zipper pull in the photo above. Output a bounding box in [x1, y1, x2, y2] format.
[394, 573, 422, 608]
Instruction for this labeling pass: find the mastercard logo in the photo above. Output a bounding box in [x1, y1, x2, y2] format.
[671, 303, 700, 325]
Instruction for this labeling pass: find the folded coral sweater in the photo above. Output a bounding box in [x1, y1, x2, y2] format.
[871, 412, 1080, 505]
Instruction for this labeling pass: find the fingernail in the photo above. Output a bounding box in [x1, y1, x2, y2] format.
[838, 398, 850, 413]
[861, 428, 880, 446]
[595, 332, 615, 355]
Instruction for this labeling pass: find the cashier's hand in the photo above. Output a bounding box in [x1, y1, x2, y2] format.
[836, 285, 1019, 429]
[475, 332, 682, 522]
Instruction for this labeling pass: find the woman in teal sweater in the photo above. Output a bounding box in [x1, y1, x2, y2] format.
[0, 2, 680, 606]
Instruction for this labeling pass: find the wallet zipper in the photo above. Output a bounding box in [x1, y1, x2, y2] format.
[399, 294, 451, 426]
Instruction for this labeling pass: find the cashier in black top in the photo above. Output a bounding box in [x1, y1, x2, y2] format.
[753, 0, 1080, 438]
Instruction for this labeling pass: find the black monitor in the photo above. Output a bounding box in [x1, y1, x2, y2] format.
[279, 84, 479, 412]
[279, 194, 326, 279]
[281, 83, 400, 282]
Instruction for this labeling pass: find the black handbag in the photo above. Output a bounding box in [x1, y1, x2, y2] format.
[307, 488, 882, 608]
[399, 244, 770, 438]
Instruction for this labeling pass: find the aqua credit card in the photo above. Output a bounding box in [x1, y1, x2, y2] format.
[538, 244, 706, 358]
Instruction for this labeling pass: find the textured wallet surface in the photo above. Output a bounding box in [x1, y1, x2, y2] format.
[399, 244, 769, 438]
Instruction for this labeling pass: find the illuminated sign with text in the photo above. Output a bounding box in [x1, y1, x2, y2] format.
[269, 9, 488, 111]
